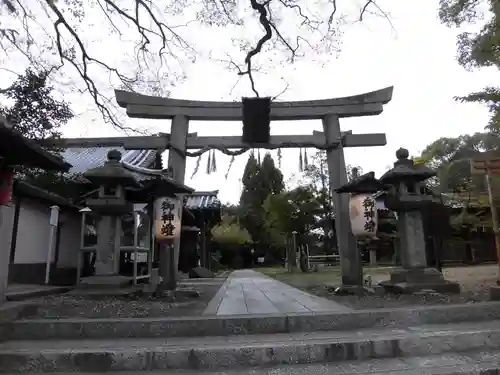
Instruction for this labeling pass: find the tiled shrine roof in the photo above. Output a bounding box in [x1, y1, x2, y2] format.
[185, 191, 221, 210]
[62, 147, 220, 209]
[0, 117, 71, 171]
[62, 147, 156, 176]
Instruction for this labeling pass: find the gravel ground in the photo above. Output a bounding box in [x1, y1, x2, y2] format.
[304, 265, 499, 310]
[307, 286, 490, 309]
[27, 283, 223, 319]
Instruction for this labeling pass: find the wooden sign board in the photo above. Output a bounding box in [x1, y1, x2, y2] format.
[471, 153, 500, 175]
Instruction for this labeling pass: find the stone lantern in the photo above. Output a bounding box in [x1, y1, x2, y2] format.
[378, 148, 460, 294]
[82, 149, 139, 287]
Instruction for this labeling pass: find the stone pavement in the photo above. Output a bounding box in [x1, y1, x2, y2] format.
[203, 269, 351, 316]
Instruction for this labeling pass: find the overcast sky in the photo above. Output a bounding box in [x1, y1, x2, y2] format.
[1, 0, 496, 204]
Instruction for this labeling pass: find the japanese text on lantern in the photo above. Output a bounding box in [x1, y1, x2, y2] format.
[362, 197, 376, 233]
[160, 200, 175, 237]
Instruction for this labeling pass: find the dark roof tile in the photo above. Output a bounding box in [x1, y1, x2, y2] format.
[185, 191, 220, 210]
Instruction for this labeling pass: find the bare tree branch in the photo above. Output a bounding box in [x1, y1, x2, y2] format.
[359, 0, 374, 21]
[0, 0, 390, 128]
[0, 0, 197, 131]
[233, 0, 385, 96]
[271, 79, 289, 100]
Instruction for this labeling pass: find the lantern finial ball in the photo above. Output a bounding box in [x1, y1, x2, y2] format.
[396, 148, 409, 160]
[107, 149, 122, 161]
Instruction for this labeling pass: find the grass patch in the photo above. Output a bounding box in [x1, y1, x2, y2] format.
[254, 266, 394, 288]
[255, 264, 500, 293]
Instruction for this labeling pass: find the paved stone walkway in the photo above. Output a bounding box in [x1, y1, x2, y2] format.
[203, 269, 351, 316]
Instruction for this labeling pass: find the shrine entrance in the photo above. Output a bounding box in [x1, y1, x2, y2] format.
[51, 87, 393, 290]
[114, 87, 393, 288]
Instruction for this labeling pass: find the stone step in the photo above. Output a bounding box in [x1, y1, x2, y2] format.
[1, 320, 500, 372]
[3, 351, 500, 375]
[6, 301, 500, 341]
[0, 352, 500, 375]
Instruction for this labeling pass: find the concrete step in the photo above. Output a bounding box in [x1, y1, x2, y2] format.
[3, 351, 500, 374]
[1, 320, 500, 372]
[6, 301, 500, 341]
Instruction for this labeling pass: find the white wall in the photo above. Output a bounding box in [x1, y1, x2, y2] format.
[12, 198, 80, 268]
[14, 198, 51, 264]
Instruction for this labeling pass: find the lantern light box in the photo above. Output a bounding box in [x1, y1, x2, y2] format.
[154, 196, 181, 241]
[349, 194, 378, 237]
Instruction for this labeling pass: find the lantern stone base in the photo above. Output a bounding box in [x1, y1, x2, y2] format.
[325, 284, 375, 296]
[379, 267, 460, 294]
[144, 288, 201, 301]
[74, 275, 136, 297]
[490, 286, 500, 301]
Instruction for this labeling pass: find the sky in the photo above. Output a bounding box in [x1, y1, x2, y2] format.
[1, 0, 496, 204]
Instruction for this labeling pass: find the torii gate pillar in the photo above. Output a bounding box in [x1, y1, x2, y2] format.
[167, 115, 189, 281]
[323, 115, 362, 288]
[168, 115, 189, 183]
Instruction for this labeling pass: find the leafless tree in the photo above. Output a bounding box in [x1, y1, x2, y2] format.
[0, 0, 388, 129]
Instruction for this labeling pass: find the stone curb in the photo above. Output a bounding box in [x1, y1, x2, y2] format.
[1, 326, 500, 372]
[0, 301, 38, 323]
[5, 287, 72, 302]
[5, 301, 500, 341]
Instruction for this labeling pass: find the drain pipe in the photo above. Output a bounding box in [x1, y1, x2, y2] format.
[45, 205, 60, 285]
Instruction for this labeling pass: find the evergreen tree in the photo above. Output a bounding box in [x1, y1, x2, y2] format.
[239, 152, 284, 247]
[239, 152, 261, 207]
[259, 153, 285, 200]
[0, 68, 77, 199]
[439, 0, 500, 132]
[0, 68, 73, 141]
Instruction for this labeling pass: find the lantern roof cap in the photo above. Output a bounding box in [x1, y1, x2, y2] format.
[379, 147, 436, 185]
[336, 171, 383, 194]
[83, 149, 140, 187]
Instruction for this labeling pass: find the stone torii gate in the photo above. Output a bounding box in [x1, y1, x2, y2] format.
[111, 86, 394, 289]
